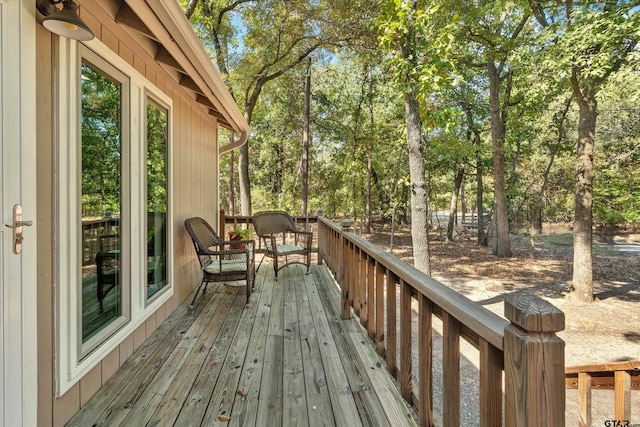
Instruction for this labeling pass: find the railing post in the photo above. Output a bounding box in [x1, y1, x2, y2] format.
[504, 294, 565, 427]
[219, 210, 226, 235]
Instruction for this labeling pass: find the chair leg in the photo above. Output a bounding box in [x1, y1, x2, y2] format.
[256, 251, 267, 274]
[190, 278, 206, 307]
[273, 256, 278, 279]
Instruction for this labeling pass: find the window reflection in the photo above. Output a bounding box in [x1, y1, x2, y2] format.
[146, 100, 169, 299]
[80, 62, 123, 342]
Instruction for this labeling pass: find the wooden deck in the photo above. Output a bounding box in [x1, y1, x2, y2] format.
[67, 263, 416, 426]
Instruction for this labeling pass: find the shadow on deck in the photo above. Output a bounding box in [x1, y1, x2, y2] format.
[67, 263, 416, 426]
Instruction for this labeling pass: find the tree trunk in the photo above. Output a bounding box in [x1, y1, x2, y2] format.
[301, 58, 311, 216]
[476, 153, 486, 246]
[447, 162, 466, 241]
[402, 0, 430, 275]
[487, 61, 511, 257]
[571, 77, 596, 302]
[238, 142, 251, 215]
[406, 101, 430, 275]
[530, 202, 543, 236]
[365, 152, 372, 233]
[460, 179, 466, 224]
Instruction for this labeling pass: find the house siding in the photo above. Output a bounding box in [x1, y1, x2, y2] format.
[36, 2, 221, 425]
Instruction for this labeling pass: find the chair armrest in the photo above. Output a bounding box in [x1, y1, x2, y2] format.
[219, 239, 255, 247]
[200, 240, 254, 257]
[292, 230, 313, 249]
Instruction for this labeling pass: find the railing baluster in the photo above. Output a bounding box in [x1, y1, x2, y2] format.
[419, 295, 433, 427]
[340, 228, 350, 319]
[367, 256, 375, 339]
[443, 311, 461, 427]
[578, 372, 591, 427]
[348, 242, 355, 312]
[360, 251, 368, 328]
[353, 245, 362, 322]
[399, 279, 412, 402]
[614, 370, 631, 422]
[387, 272, 398, 378]
[359, 249, 365, 321]
[480, 338, 502, 427]
[375, 261, 385, 357]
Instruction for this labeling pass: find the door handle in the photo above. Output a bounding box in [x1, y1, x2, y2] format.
[4, 204, 33, 254]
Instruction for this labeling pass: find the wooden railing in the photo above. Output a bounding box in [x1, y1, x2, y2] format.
[317, 216, 566, 426]
[565, 360, 640, 427]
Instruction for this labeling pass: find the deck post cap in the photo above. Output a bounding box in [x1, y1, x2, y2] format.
[504, 294, 564, 332]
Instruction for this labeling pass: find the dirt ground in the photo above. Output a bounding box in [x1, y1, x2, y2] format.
[362, 222, 640, 366]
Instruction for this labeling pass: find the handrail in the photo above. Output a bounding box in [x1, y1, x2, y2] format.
[316, 215, 566, 426]
[565, 360, 640, 426]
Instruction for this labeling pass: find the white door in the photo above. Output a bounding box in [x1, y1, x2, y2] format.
[1, 1, 38, 426]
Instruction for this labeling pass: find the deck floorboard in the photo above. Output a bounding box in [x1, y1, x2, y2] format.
[67, 264, 416, 427]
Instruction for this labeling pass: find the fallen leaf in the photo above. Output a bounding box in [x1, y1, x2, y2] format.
[213, 360, 220, 367]
[237, 388, 246, 397]
[218, 415, 231, 422]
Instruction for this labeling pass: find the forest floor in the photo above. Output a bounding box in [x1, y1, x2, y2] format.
[362, 222, 640, 366]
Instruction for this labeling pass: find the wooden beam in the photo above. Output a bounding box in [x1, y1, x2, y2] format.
[565, 360, 640, 374]
[565, 372, 640, 389]
[155, 47, 186, 73]
[196, 94, 214, 109]
[208, 110, 233, 130]
[179, 74, 204, 95]
[115, 3, 159, 42]
[208, 109, 225, 121]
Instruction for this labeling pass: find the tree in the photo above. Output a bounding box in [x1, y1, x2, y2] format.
[184, 0, 378, 215]
[378, 0, 443, 274]
[531, 0, 640, 301]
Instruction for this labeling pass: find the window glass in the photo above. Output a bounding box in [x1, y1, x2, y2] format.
[146, 99, 169, 300]
[80, 61, 123, 342]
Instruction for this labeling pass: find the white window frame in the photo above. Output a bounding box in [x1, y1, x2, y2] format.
[55, 37, 174, 397]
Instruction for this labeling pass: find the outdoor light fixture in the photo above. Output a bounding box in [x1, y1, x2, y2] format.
[36, 0, 94, 41]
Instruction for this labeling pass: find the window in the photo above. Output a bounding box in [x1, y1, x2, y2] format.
[80, 59, 129, 350]
[146, 99, 169, 301]
[56, 39, 173, 396]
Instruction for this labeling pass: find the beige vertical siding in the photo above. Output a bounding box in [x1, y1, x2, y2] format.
[36, 2, 222, 425]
